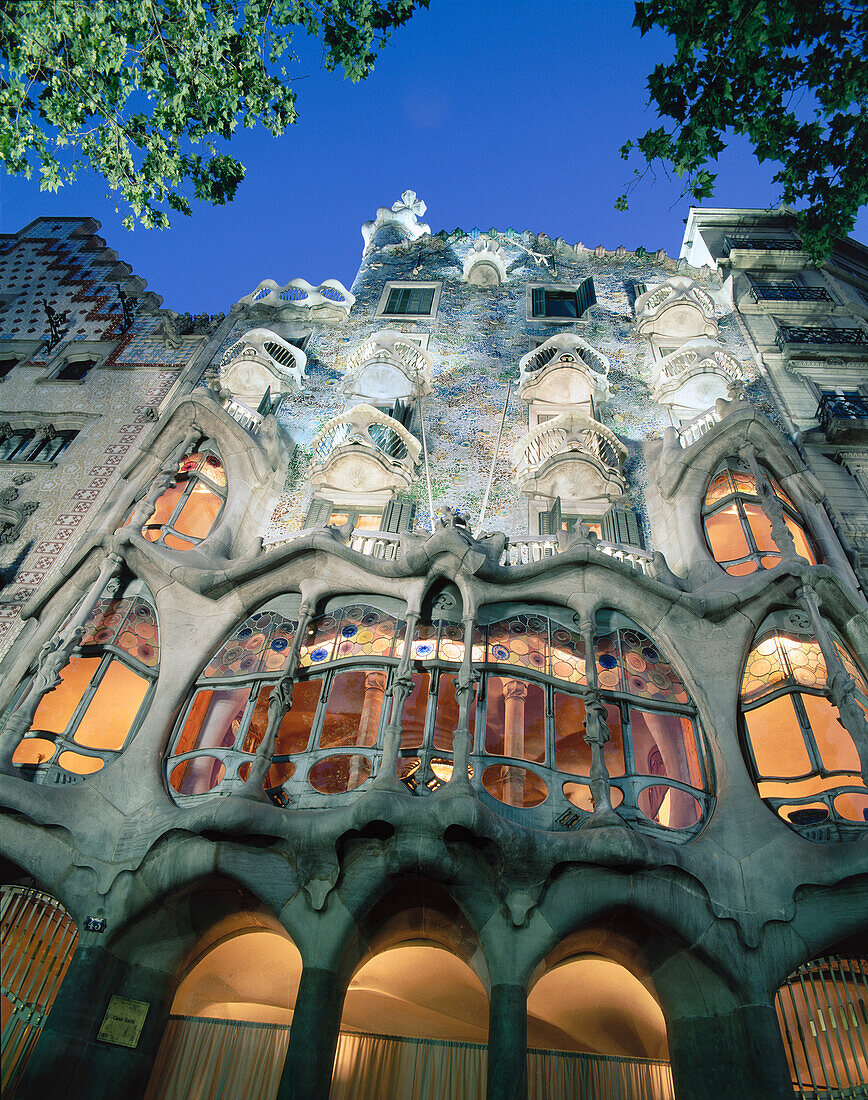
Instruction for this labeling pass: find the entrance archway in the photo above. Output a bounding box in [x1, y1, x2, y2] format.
[144, 907, 301, 1100]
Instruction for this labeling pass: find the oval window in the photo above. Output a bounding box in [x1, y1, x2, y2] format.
[308, 754, 372, 794]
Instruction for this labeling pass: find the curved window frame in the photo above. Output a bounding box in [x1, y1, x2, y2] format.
[702, 457, 816, 576]
[739, 611, 867, 841]
[9, 577, 160, 783]
[131, 439, 227, 552]
[166, 596, 712, 839]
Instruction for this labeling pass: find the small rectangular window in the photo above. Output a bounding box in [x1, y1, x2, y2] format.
[384, 286, 435, 315]
[55, 358, 96, 382]
[529, 277, 596, 321]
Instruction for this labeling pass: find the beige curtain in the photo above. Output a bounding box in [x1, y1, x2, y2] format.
[527, 1048, 675, 1100]
[143, 1015, 290, 1100]
[330, 1032, 487, 1100]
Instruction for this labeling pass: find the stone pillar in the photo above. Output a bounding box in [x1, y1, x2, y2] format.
[276, 967, 344, 1100]
[502, 678, 527, 804]
[668, 1001, 793, 1099]
[376, 610, 419, 785]
[578, 613, 622, 828]
[15, 943, 178, 1100]
[486, 983, 528, 1100]
[744, 445, 799, 562]
[446, 616, 479, 793]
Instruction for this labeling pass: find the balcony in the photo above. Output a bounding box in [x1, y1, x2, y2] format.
[235, 278, 355, 325]
[262, 527, 653, 574]
[342, 331, 433, 402]
[653, 338, 743, 415]
[635, 277, 717, 341]
[309, 404, 421, 497]
[751, 284, 832, 303]
[723, 236, 802, 254]
[775, 326, 868, 352]
[816, 393, 868, 444]
[511, 411, 626, 507]
[518, 334, 610, 408]
[219, 328, 307, 407]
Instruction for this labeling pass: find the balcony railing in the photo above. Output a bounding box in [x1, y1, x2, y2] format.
[723, 236, 801, 254]
[343, 331, 433, 396]
[817, 393, 868, 441]
[262, 527, 653, 573]
[657, 340, 742, 384]
[751, 284, 832, 303]
[512, 412, 625, 486]
[519, 334, 609, 382]
[310, 404, 422, 466]
[775, 326, 868, 349]
[678, 406, 722, 448]
[223, 398, 263, 434]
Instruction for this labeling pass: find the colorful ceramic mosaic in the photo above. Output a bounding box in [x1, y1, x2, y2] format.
[595, 628, 689, 703]
[741, 631, 827, 703]
[204, 610, 298, 677]
[80, 595, 159, 668]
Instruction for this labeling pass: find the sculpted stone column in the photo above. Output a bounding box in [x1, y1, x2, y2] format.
[797, 584, 868, 784]
[375, 610, 419, 787]
[578, 614, 623, 828]
[744, 445, 798, 562]
[126, 423, 200, 533]
[444, 615, 479, 793]
[275, 966, 344, 1100]
[502, 678, 528, 804]
[486, 983, 529, 1100]
[0, 549, 124, 773]
[242, 601, 315, 797]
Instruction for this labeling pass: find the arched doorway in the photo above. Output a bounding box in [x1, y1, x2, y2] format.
[144, 907, 302, 1100]
[332, 943, 489, 1100]
[526, 949, 674, 1099]
[1, 883, 78, 1097]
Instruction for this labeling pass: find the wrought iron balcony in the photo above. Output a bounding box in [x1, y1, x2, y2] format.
[816, 392, 868, 444]
[723, 236, 801, 254]
[775, 326, 868, 349]
[751, 284, 832, 303]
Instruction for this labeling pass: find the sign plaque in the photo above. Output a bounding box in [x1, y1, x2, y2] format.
[96, 995, 149, 1049]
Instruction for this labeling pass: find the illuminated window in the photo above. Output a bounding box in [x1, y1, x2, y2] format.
[10, 578, 159, 782]
[740, 610, 867, 840]
[702, 458, 816, 576]
[166, 594, 711, 837]
[129, 443, 226, 551]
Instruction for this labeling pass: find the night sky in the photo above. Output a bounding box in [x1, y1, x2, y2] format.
[3, 0, 865, 314]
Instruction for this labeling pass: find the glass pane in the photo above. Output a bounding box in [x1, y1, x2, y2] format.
[170, 756, 226, 795]
[73, 659, 150, 750]
[30, 655, 101, 734]
[563, 782, 624, 812]
[334, 605, 399, 660]
[308, 754, 371, 793]
[833, 791, 868, 822]
[58, 751, 104, 775]
[143, 481, 184, 536]
[544, 291, 578, 317]
[554, 693, 624, 776]
[484, 676, 546, 763]
[265, 759, 296, 790]
[801, 693, 861, 773]
[549, 625, 586, 685]
[319, 670, 386, 749]
[638, 785, 701, 828]
[705, 505, 750, 564]
[354, 513, 382, 531]
[400, 672, 429, 750]
[741, 633, 790, 702]
[115, 600, 159, 668]
[163, 532, 196, 552]
[198, 453, 226, 487]
[486, 615, 548, 675]
[618, 630, 689, 703]
[244, 680, 321, 756]
[744, 503, 777, 553]
[629, 709, 702, 787]
[173, 483, 222, 538]
[785, 517, 816, 563]
[704, 471, 734, 506]
[744, 694, 812, 778]
[12, 737, 57, 766]
[299, 612, 340, 667]
[81, 597, 131, 647]
[433, 672, 475, 751]
[482, 764, 548, 807]
[174, 687, 249, 756]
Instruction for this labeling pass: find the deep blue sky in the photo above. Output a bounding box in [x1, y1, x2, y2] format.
[3, 0, 866, 314]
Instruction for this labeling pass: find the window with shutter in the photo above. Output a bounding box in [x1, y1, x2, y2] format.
[384, 286, 436, 315]
[382, 496, 417, 533]
[601, 506, 643, 548]
[304, 498, 334, 528]
[539, 497, 562, 536]
[530, 280, 596, 320]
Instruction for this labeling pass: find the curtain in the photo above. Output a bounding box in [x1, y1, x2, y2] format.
[143, 1016, 290, 1100]
[330, 1032, 487, 1100]
[527, 1048, 675, 1100]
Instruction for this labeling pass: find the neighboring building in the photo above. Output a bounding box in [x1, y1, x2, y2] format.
[0, 196, 866, 1100]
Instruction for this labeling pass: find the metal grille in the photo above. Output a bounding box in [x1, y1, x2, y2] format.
[775, 955, 868, 1098]
[1, 886, 78, 1096]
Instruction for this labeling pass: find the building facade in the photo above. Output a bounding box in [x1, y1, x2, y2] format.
[0, 196, 866, 1100]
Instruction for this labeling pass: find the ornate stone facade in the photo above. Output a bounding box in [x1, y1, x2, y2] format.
[0, 201, 866, 1100]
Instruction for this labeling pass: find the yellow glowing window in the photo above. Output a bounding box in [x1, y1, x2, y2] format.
[130, 447, 226, 552]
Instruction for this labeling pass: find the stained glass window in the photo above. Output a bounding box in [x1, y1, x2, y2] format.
[299, 604, 401, 666]
[204, 610, 297, 678]
[130, 444, 227, 552]
[702, 459, 817, 576]
[11, 579, 159, 782]
[740, 612, 867, 839]
[595, 627, 689, 704]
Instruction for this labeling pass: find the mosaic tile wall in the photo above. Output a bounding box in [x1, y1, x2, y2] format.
[254, 223, 773, 545]
[0, 218, 200, 657]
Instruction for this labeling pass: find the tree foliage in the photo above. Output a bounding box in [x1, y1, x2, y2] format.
[618, 0, 868, 259]
[1, 0, 425, 229]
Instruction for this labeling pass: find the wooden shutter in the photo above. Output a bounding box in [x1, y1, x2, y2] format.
[256, 387, 273, 416]
[382, 495, 417, 532]
[539, 496, 562, 536]
[531, 287, 546, 317]
[304, 497, 334, 528]
[576, 276, 596, 317]
[601, 505, 643, 548]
